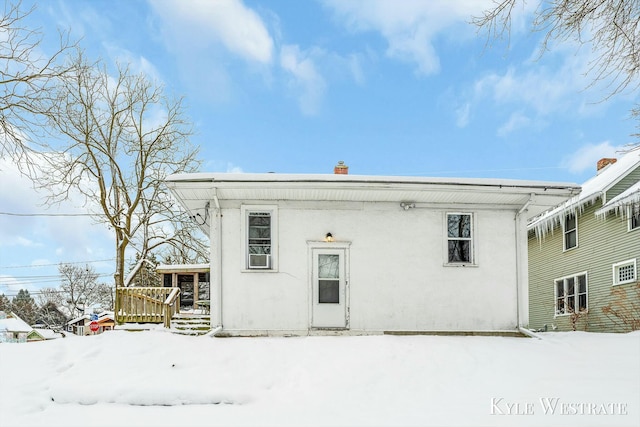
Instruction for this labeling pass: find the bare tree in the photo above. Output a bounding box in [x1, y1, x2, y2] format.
[473, 1, 639, 95]
[38, 53, 205, 290]
[0, 0, 75, 168]
[57, 263, 103, 318]
[35, 301, 68, 329]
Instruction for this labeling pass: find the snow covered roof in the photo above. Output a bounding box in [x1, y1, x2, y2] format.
[0, 313, 33, 333]
[156, 263, 210, 273]
[33, 328, 63, 340]
[165, 172, 581, 231]
[67, 311, 115, 326]
[595, 180, 640, 218]
[528, 148, 640, 234]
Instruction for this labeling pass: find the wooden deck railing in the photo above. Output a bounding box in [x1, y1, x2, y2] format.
[115, 287, 180, 325]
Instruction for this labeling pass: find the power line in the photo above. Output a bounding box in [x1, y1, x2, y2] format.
[0, 273, 114, 288]
[0, 258, 116, 269]
[0, 211, 96, 217]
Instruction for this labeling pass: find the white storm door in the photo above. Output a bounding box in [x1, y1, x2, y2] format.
[311, 248, 347, 328]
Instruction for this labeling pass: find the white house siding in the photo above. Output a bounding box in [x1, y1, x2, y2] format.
[218, 200, 520, 334]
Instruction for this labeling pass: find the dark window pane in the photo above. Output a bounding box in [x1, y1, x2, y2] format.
[556, 281, 564, 297]
[248, 245, 271, 254]
[567, 278, 575, 296]
[565, 230, 577, 249]
[578, 275, 586, 293]
[248, 214, 270, 226]
[567, 296, 575, 312]
[448, 214, 471, 238]
[319, 280, 339, 303]
[448, 240, 470, 263]
[631, 213, 639, 230]
[565, 214, 576, 230]
[578, 294, 587, 311]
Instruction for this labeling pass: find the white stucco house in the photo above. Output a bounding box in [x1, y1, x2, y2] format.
[165, 165, 580, 336]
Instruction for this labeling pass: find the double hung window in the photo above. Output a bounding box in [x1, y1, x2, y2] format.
[446, 213, 473, 264]
[630, 210, 639, 231]
[563, 213, 577, 251]
[554, 273, 587, 316]
[242, 205, 278, 270]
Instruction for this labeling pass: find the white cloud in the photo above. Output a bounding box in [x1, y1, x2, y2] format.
[463, 41, 618, 134]
[0, 156, 112, 269]
[455, 103, 470, 128]
[280, 45, 327, 115]
[150, 0, 274, 65]
[103, 44, 164, 83]
[0, 274, 27, 294]
[322, 0, 496, 75]
[226, 163, 244, 173]
[562, 141, 626, 174]
[497, 111, 531, 137]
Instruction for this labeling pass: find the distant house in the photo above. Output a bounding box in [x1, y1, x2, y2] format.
[31, 328, 63, 341]
[66, 311, 115, 336]
[528, 149, 640, 332]
[164, 163, 579, 336]
[0, 312, 35, 343]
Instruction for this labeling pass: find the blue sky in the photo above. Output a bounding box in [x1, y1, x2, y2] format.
[1, 0, 638, 298]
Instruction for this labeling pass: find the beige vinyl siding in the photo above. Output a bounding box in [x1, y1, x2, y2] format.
[606, 166, 640, 200]
[528, 199, 640, 332]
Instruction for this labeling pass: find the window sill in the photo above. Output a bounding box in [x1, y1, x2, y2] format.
[443, 263, 478, 268]
[554, 310, 588, 318]
[562, 246, 578, 253]
[241, 268, 279, 273]
[613, 280, 637, 287]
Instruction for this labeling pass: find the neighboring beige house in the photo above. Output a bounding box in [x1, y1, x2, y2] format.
[67, 311, 115, 336]
[0, 311, 33, 343]
[528, 149, 640, 332]
[164, 163, 579, 336]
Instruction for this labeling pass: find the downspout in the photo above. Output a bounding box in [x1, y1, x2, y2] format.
[515, 195, 542, 339]
[207, 188, 223, 337]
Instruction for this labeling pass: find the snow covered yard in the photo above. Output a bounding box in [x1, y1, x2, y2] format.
[1, 331, 638, 427]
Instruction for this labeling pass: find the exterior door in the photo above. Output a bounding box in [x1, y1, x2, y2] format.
[311, 248, 348, 328]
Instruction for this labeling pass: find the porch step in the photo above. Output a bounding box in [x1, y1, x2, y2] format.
[170, 313, 212, 336]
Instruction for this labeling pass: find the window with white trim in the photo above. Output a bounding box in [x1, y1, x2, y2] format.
[242, 205, 278, 270]
[446, 213, 473, 264]
[613, 259, 636, 285]
[563, 213, 577, 250]
[630, 210, 639, 231]
[554, 272, 587, 316]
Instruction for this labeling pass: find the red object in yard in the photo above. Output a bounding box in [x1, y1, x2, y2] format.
[89, 321, 99, 332]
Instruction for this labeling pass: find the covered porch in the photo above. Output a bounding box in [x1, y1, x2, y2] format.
[115, 264, 211, 330]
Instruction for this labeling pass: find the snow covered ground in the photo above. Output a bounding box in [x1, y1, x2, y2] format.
[1, 330, 638, 427]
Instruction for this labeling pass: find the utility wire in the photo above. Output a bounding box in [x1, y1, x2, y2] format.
[0, 258, 116, 269]
[0, 211, 97, 217]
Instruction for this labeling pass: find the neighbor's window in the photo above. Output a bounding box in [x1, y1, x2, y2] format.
[554, 273, 587, 316]
[630, 210, 639, 231]
[242, 205, 278, 270]
[613, 259, 636, 286]
[447, 213, 473, 264]
[563, 213, 577, 251]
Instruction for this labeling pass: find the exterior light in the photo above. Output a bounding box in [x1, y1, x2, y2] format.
[325, 232, 334, 242]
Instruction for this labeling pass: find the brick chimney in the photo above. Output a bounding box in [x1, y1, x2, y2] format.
[334, 160, 349, 174]
[597, 157, 617, 172]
